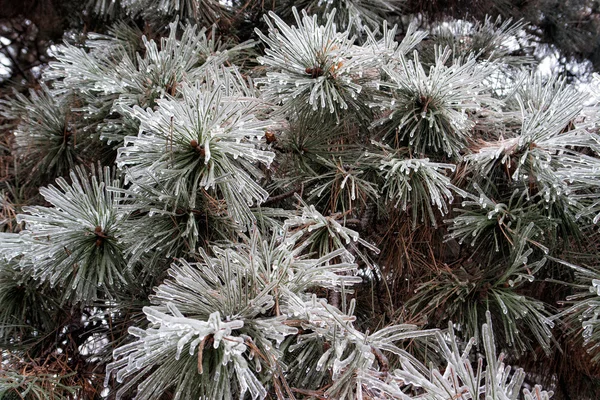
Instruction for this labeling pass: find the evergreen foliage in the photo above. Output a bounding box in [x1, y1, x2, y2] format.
[2, 1, 600, 399]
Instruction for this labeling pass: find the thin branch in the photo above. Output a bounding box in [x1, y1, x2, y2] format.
[262, 186, 302, 206]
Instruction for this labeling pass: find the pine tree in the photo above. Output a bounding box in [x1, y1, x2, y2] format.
[1, 1, 600, 399]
